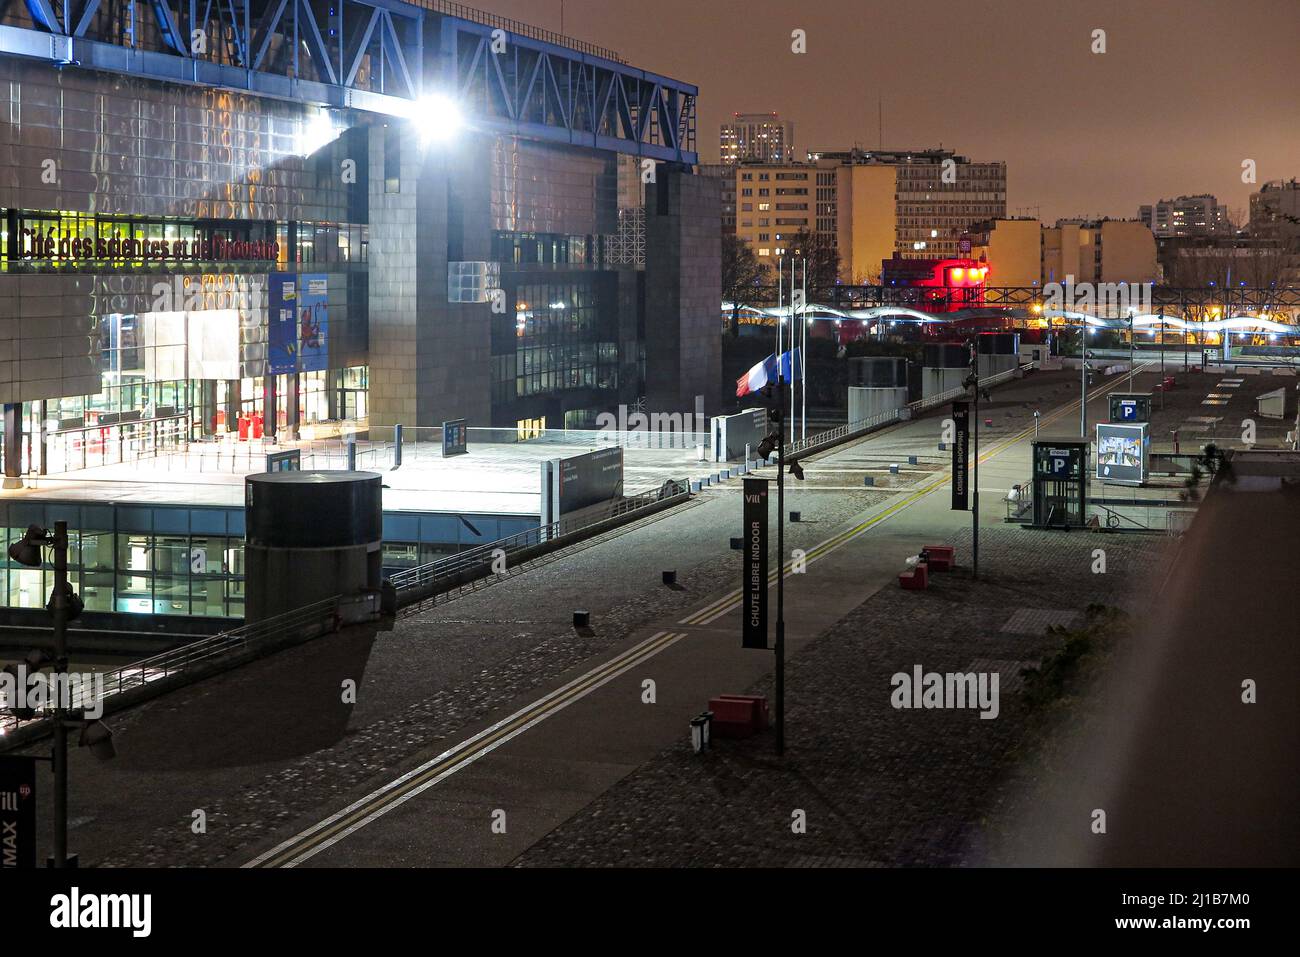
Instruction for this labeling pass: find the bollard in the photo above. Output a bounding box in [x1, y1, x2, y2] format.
[690, 714, 709, 753]
[938, 442, 947, 451]
[889, 464, 899, 475]
[573, 610, 590, 629]
[662, 570, 677, 586]
[908, 455, 918, 465]
[864, 476, 875, 487]
[789, 511, 801, 522]
[690, 481, 701, 492]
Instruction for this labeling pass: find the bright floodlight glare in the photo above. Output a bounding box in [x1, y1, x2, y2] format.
[415, 93, 464, 144]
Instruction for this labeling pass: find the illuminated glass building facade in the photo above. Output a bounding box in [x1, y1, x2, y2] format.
[0, 3, 720, 616]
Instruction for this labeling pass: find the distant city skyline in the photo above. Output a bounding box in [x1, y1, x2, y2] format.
[484, 0, 1300, 223]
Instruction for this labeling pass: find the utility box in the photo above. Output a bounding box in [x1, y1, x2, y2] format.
[244, 471, 383, 623]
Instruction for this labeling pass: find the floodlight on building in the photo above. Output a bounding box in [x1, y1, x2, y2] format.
[295, 108, 341, 157]
[412, 92, 464, 145]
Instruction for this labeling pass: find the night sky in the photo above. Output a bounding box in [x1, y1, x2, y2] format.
[486, 0, 1300, 223]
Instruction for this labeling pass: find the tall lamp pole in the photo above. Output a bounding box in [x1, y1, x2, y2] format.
[1079, 324, 1085, 437]
[6, 521, 78, 867]
[51, 521, 69, 868]
[966, 340, 981, 580]
[1128, 308, 1135, 391]
[774, 374, 786, 757]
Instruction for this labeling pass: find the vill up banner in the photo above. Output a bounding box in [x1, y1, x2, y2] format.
[951, 401, 970, 511]
[742, 478, 770, 649]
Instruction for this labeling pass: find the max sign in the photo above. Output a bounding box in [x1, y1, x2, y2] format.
[0, 756, 36, 869]
[742, 478, 769, 649]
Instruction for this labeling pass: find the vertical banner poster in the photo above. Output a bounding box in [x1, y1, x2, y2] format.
[0, 755, 37, 869]
[298, 274, 329, 372]
[741, 478, 770, 649]
[442, 419, 468, 457]
[267, 272, 298, 374]
[951, 401, 970, 511]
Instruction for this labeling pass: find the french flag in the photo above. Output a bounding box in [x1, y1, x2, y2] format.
[736, 348, 800, 397]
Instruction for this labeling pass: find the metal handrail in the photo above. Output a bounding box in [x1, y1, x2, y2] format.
[387, 479, 688, 591]
[417, 0, 626, 62]
[2, 478, 693, 741]
[784, 364, 1023, 459]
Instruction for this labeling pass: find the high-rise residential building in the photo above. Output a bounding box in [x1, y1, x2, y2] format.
[970, 218, 1159, 288]
[1042, 220, 1159, 286]
[720, 113, 795, 165]
[1138, 194, 1230, 237]
[731, 147, 1006, 282]
[967, 218, 1042, 288]
[1249, 179, 1300, 244]
[697, 164, 737, 234]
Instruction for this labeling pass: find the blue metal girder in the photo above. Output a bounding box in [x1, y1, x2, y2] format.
[71, 0, 102, 38]
[149, 0, 190, 56]
[1, 1, 694, 162]
[22, 0, 62, 32]
[443, 17, 696, 163]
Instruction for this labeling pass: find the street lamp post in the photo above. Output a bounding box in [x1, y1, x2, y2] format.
[6, 521, 76, 867]
[50, 521, 70, 868]
[774, 375, 786, 757]
[1080, 324, 1089, 440]
[1129, 308, 1135, 391]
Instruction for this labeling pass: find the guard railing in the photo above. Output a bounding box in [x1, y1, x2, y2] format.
[784, 364, 1023, 460]
[388, 479, 689, 594]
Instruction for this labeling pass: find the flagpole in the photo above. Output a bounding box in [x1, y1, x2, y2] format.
[777, 255, 783, 369]
[801, 257, 807, 443]
[789, 258, 796, 428]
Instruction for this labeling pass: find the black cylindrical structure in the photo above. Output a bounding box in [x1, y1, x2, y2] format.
[850, 356, 908, 388]
[977, 332, 1020, 355]
[244, 471, 383, 622]
[923, 343, 968, 368]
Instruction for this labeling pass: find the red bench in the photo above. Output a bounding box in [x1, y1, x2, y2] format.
[715, 695, 769, 731]
[921, 545, 956, 571]
[709, 695, 769, 738]
[898, 562, 929, 590]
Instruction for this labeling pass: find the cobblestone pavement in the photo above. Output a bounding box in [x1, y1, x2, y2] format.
[28, 370, 1086, 867]
[48, 481, 892, 867]
[515, 526, 1171, 867]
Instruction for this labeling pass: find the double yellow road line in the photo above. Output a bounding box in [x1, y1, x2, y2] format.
[246, 629, 687, 868]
